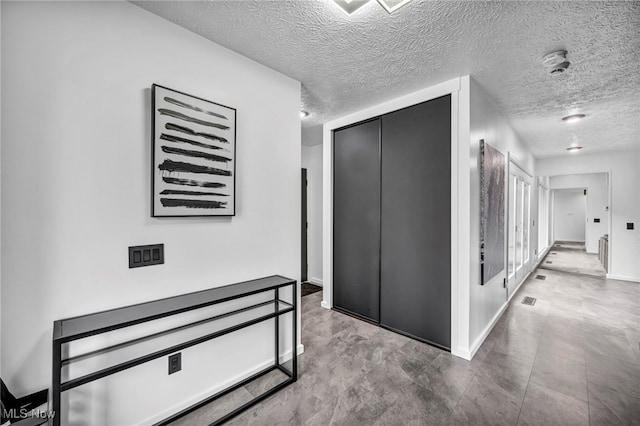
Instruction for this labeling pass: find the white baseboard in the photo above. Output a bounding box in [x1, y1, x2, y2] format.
[508, 270, 530, 302]
[606, 274, 640, 283]
[280, 344, 305, 362]
[535, 246, 551, 267]
[308, 277, 323, 286]
[451, 346, 472, 361]
[468, 301, 509, 360]
[141, 343, 305, 425]
[320, 300, 331, 309]
[141, 359, 271, 425]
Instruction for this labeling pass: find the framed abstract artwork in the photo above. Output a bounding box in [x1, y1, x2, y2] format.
[151, 84, 236, 217]
[480, 139, 506, 285]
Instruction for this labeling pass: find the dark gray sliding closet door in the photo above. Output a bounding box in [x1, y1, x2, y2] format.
[333, 119, 381, 322]
[380, 96, 451, 349]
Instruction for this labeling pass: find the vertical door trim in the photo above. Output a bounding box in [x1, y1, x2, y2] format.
[301, 168, 308, 282]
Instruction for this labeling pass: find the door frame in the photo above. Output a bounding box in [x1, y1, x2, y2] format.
[543, 171, 612, 272]
[537, 179, 551, 258]
[550, 187, 588, 245]
[322, 77, 467, 356]
[301, 168, 308, 282]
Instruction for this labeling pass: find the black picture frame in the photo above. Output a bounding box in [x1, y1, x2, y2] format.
[151, 84, 236, 217]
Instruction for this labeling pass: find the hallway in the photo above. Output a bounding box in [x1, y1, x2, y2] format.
[486, 267, 640, 424]
[539, 241, 607, 278]
[173, 253, 639, 425]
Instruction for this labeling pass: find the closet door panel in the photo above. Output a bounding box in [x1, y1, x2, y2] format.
[333, 119, 381, 322]
[380, 96, 451, 348]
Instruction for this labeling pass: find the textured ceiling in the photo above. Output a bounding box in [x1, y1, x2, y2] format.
[132, 0, 640, 158]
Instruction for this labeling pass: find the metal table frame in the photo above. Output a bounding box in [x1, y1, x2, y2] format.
[51, 275, 297, 425]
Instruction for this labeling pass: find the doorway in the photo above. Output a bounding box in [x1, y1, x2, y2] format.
[552, 188, 587, 244]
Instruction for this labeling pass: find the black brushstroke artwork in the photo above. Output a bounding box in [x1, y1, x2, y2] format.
[160, 198, 227, 209]
[158, 159, 232, 176]
[162, 176, 226, 189]
[165, 123, 228, 143]
[158, 108, 230, 130]
[160, 133, 229, 152]
[152, 84, 235, 216]
[160, 189, 228, 197]
[164, 97, 228, 120]
[480, 141, 506, 285]
[161, 145, 232, 163]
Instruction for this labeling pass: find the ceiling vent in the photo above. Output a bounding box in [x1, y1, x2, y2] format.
[542, 50, 570, 75]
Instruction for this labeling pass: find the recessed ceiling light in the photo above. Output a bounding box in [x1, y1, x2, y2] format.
[377, 0, 413, 13]
[333, 0, 370, 15]
[300, 110, 310, 118]
[562, 114, 586, 123]
[566, 146, 583, 153]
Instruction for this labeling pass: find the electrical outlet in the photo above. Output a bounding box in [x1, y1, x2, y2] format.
[168, 353, 181, 375]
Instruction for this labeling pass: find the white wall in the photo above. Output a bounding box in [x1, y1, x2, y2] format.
[301, 145, 323, 285]
[550, 173, 608, 252]
[1, 1, 301, 424]
[468, 78, 536, 356]
[537, 150, 640, 282]
[302, 126, 323, 147]
[552, 189, 586, 243]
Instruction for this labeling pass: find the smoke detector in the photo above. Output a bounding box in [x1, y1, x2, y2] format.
[542, 50, 570, 75]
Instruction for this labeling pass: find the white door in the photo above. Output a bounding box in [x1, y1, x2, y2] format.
[507, 162, 533, 296]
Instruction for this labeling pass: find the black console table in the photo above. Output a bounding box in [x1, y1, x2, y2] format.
[52, 275, 297, 425]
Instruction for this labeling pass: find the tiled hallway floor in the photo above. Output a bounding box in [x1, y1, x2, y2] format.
[539, 241, 607, 278]
[175, 249, 640, 425]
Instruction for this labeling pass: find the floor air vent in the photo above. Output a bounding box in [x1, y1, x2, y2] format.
[546, 261, 553, 264]
[535, 275, 546, 280]
[522, 296, 537, 306]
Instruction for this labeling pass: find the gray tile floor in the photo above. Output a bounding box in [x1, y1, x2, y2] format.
[174, 246, 639, 425]
[540, 241, 607, 278]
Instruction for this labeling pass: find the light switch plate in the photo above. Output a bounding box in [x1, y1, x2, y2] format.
[129, 244, 164, 268]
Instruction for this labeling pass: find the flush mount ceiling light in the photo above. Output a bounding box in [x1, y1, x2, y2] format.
[333, 0, 371, 15]
[377, 0, 413, 13]
[333, 0, 412, 15]
[562, 114, 586, 123]
[566, 146, 583, 153]
[300, 110, 310, 118]
[542, 49, 570, 75]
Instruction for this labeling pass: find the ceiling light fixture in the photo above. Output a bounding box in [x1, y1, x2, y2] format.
[562, 114, 586, 123]
[566, 146, 583, 153]
[333, 0, 371, 15]
[333, 0, 412, 15]
[542, 50, 570, 75]
[300, 110, 310, 118]
[377, 0, 413, 13]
